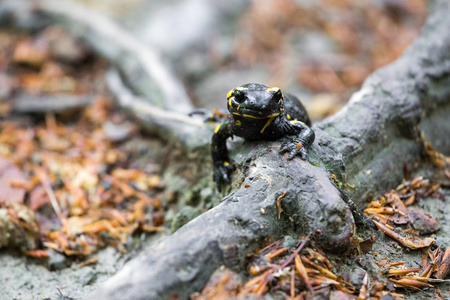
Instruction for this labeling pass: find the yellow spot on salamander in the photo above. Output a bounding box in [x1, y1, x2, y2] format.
[290, 120, 305, 125]
[214, 124, 221, 133]
[226, 89, 234, 99]
[260, 117, 276, 134]
[228, 98, 233, 107]
[235, 120, 241, 126]
[235, 86, 248, 91]
[266, 87, 280, 93]
[231, 112, 281, 119]
[227, 86, 248, 99]
[267, 87, 284, 102]
[237, 105, 240, 111]
[224, 161, 229, 166]
[287, 114, 291, 120]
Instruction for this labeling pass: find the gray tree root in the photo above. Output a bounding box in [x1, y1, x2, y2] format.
[85, 1, 450, 299]
[87, 143, 356, 300]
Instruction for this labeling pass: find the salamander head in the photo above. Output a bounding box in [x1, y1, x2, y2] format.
[226, 83, 284, 119]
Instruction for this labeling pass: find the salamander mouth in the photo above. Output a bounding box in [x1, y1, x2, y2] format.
[230, 108, 282, 119]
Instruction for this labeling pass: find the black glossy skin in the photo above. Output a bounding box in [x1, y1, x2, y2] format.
[212, 83, 315, 191]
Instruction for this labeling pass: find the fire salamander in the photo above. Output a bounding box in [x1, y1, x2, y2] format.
[212, 83, 315, 192]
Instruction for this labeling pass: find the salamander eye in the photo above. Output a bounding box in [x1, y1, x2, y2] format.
[233, 89, 246, 103]
[273, 89, 283, 102]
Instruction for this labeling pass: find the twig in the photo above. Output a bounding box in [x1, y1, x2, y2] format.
[35, 167, 63, 220]
[280, 237, 309, 270]
[276, 192, 287, 219]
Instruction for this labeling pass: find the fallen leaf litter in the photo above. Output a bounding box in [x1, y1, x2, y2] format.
[0, 27, 166, 263]
[0, 102, 165, 259]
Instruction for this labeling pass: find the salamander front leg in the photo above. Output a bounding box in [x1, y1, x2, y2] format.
[279, 121, 315, 160]
[211, 122, 233, 192]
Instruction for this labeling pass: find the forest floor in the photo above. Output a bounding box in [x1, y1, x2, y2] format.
[1, 1, 449, 299]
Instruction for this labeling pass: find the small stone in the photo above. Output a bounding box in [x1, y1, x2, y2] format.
[380, 294, 394, 300]
[281, 236, 297, 249]
[393, 227, 406, 237]
[408, 207, 440, 234]
[78, 266, 97, 286]
[348, 267, 367, 290]
[386, 280, 395, 292]
[47, 249, 68, 270]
